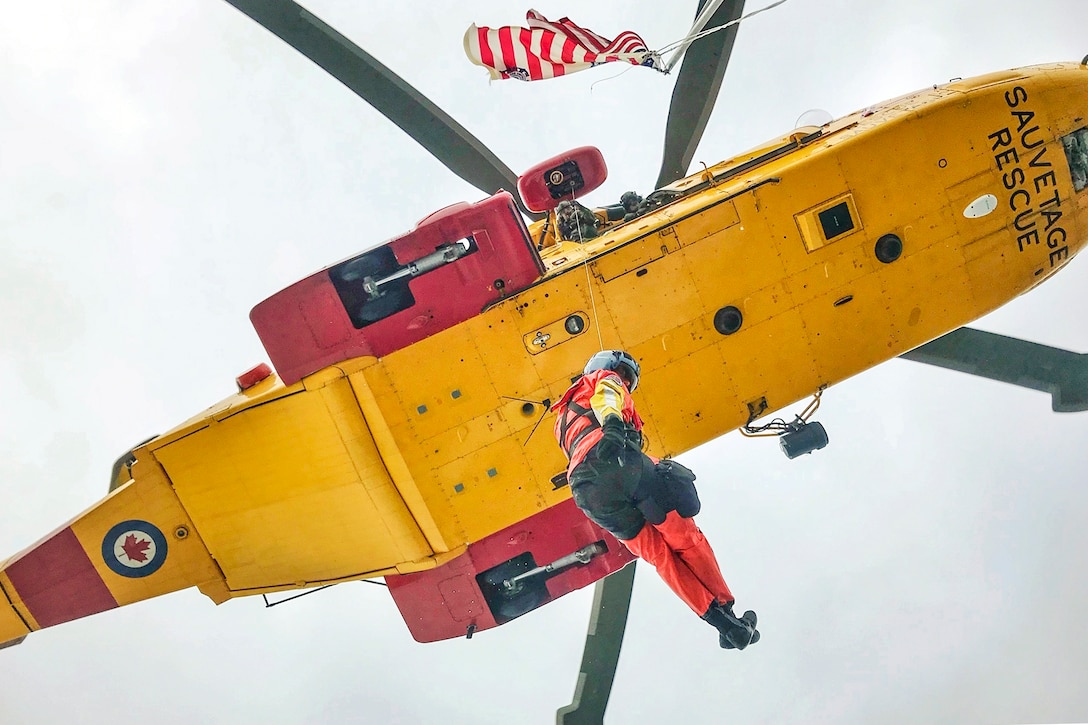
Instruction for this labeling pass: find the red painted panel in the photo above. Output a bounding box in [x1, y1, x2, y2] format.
[6, 528, 117, 628]
[517, 146, 608, 212]
[386, 498, 635, 642]
[389, 555, 497, 641]
[251, 191, 544, 385]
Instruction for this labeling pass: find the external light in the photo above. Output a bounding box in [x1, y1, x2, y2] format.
[779, 421, 829, 459]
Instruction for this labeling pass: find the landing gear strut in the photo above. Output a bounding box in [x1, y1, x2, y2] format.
[475, 542, 609, 624]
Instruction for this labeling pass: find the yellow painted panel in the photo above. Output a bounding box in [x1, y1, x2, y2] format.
[422, 405, 520, 470]
[801, 272, 904, 384]
[784, 241, 876, 310]
[887, 238, 975, 347]
[150, 374, 299, 451]
[947, 171, 1002, 225]
[467, 305, 577, 395]
[945, 70, 1027, 93]
[756, 164, 851, 274]
[358, 364, 412, 443]
[629, 316, 716, 380]
[730, 279, 794, 333]
[381, 334, 496, 443]
[67, 457, 225, 607]
[961, 229, 1038, 314]
[433, 437, 544, 544]
[1043, 74, 1088, 132]
[319, 376, 437, 560]
[592, 228, 678, 282]
[384, 421, 463, 545]
[598, 249, 703, 351]
[683, 224, 787, 316]
[348, 368, 448, 554]
[636, 344, 740, 456]
[715, 307, 819, 426]
[155, 378, 431, 591]
[0, 576, 31, 642]
[521, 426, 574, 507]
[368, 298, 578, 548]
[678, 198, 739, 247]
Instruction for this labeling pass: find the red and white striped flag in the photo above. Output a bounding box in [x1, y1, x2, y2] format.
[464, 9, 662, 81]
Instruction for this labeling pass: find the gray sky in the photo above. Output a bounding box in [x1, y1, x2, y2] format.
[2, 1, 1087, 723]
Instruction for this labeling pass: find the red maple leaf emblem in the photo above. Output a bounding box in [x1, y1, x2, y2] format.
[120, 534, 152, 563]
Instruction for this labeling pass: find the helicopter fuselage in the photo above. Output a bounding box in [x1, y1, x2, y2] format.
[2, 61, 1086, 645]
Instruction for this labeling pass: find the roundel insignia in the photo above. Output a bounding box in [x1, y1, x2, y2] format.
[101, 520, 168, 578]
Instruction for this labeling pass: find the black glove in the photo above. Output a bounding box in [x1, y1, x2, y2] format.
[596, 414, 628, 460]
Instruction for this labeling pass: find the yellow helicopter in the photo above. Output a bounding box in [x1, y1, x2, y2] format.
[2, 2, 1088, 723]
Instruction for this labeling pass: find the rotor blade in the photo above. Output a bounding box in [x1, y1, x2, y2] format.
[556, 562, 636, 725]
[656, 0, 745, 189]
[900, 327, 1088, 412]
[223, 0, 526, 208]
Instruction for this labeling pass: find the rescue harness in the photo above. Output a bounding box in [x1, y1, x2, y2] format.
[557, 401, 600, 460]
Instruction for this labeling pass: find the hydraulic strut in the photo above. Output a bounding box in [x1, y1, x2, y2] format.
[502, 541, 607, 594]
[361, 238, 472, 300]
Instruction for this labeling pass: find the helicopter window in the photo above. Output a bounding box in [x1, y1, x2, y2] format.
[818, 202, 855, 239]
[795, 194, 861, 252]
[1062, 127, 1088, 192]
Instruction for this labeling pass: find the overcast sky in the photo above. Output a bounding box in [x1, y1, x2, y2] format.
[2, 1, 1088, 723]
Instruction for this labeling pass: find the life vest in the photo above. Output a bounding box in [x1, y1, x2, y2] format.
[551, 369, 642, 474]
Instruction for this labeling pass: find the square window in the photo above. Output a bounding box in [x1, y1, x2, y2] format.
[796, 194, 861, 252]
[818, 202, 855, 239]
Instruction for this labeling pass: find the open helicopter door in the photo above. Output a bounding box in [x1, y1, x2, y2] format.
[251, 190, 544, 385]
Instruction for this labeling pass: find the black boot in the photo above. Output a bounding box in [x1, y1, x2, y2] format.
[701, 601, 759, 650]
[742, 609, 760, 646]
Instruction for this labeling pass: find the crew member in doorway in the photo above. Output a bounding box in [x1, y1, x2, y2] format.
[555, 199, 600, 241]
[551, 350, 759, 649]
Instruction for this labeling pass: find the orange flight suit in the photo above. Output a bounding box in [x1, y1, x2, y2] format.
[552, 370, 734, 614]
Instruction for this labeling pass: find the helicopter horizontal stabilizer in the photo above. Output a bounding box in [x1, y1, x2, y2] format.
[0, 582, 30, 648]
[0, 634, 26, 650]
[0, 456, 226, 642]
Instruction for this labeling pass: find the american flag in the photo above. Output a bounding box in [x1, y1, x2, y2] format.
[464, 9, 662, 81]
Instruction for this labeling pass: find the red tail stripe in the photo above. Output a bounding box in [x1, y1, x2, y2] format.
[6, 527, 117, 628]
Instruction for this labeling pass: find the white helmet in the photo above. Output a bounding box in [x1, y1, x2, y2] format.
[583, 350, 640, 392]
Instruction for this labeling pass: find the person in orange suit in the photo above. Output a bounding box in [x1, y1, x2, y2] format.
[552, 350, 759, 649]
